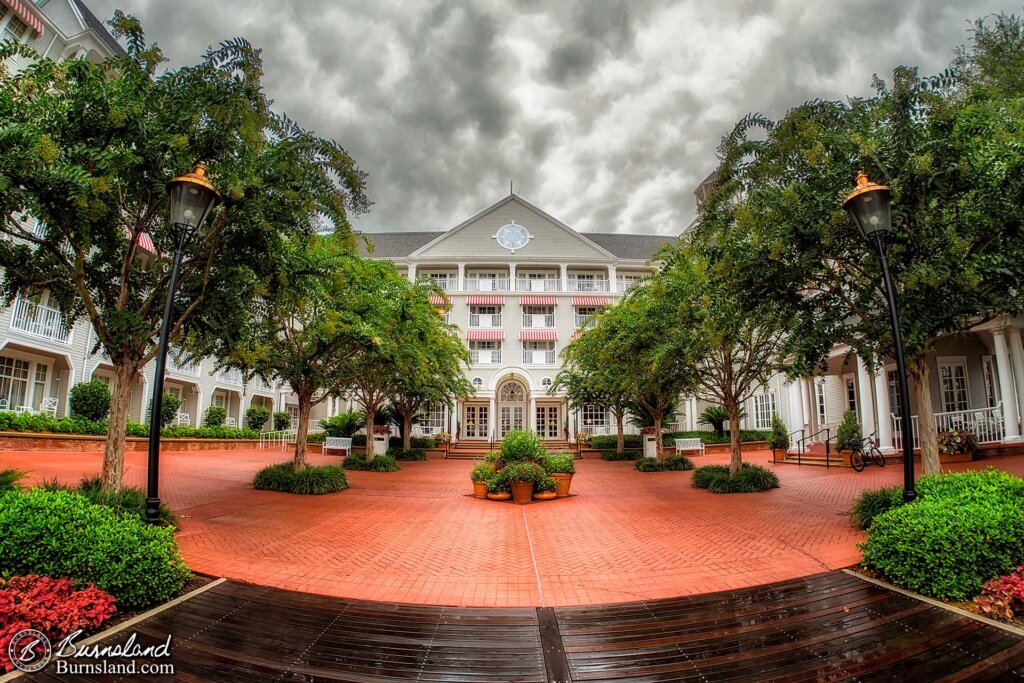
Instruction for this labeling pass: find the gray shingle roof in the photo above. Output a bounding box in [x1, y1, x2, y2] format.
[357, 230, 674, 260]
[358, 232, 439, 257]
[73, 0, 127, 57]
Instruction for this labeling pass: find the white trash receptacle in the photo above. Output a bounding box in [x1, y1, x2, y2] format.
[643, 434, 659, 459]
[373, 435, 388, 456]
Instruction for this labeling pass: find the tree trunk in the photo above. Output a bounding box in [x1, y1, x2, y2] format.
[911, 358, 939, 475]
[654, 415, 663, 459]
[615, 411, 624, 454]
[292, 392, 312, 472]
[364, 400, 375, 457]
[100, 364, 136, 492]
[402, 412, 412, 452]
[725, 398, 743, 475]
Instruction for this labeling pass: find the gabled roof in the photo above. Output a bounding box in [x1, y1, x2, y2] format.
[359, 232, 438, 258]
[71, 0, 126, 57]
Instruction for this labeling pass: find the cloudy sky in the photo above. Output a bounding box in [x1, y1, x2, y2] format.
[88, 0, 1017, 236]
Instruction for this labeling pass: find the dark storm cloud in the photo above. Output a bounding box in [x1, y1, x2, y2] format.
[87, 0, 1018, 235]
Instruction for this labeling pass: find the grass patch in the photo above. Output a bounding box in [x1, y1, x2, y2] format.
[253, 462, 349, 494]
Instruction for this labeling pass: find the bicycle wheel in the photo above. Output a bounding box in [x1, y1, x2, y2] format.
[850, 449, 866, 472]
[870, 446, 886, 468]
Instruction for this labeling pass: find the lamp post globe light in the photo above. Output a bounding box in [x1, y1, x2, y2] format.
[843, 172, 916, 503]
[145, 164, 220, 525]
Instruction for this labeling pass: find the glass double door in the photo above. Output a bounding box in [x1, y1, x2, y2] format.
[536, 405, 560, 439]
[499, 406, 525, 437]
[464, 404, 488, 438]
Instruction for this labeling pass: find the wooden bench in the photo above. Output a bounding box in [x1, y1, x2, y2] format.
[675, 438, 705, 457]
[324, 437, 353, 456]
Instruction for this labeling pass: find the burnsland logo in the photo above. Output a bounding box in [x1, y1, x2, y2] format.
[7, 628, 174, 675]
[8, 628, 52, 672]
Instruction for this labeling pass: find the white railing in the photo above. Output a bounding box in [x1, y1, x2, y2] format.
[465, 277, 509, 292]
[252, 377, 273, 392]
[469, 313, 502, 328]
[15, 215, 47, 240]
[568, 278, 609, 292]
[259, 430, 294, 450]
[289, 418, 323, 434]
[892, 403, 1005, 451]
[430, 277, 457, 291]
[470, 350, 501, 365]
[575, 314, 596, 329]
[412, 424, 440, 436]
[516, 277, 560, 292]
[167, 351, 201, 377]
[522, 313, 555, 328]
[617, 277, 643, 292]
[578, 424, 612, 436]
[216, 367, 243, 384]
[523, 349, 556, 365]
[9, 296, 72, 345]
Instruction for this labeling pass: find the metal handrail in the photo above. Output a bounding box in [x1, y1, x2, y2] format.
[797, 427, 831, 468]
[787, 429, 805, 466]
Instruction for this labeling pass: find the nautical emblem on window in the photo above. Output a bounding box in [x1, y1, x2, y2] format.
[493, 221, 532, 253]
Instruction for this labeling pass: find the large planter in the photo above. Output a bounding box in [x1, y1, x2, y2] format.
[533, 490, 557, 501]
[487, 491, 511, 501]
[551, 473, 573, 498]
[472, 481, 488, 498]
[840, 449, 854, 467]
[510, 481, 534, 505]
[772, 448, 787, 463]
[372, 435, 388, 456]
[940, 452, 973, 463]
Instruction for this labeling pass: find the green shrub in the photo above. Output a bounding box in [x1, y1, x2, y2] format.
[0, 489, 190, 609]
[471, 462, 495, 482]
[244, 405, 272, 431]
[409, 436, 436, 449]
[692, 463, 779, 493]
[769, 414, 790, 451]
[342, 453, 368, 470]
[342, 454, 400, 472]
[542, 452, 576, 475]
[502, 461, 545, 483]
[307, 432, 326, 444]
[147, 393, 181, 428]
[590, 434, 642, 450]
[698, 405, 730, 435]
[0, 467, 26, 493]
[851, 485, 905, 530]
[862, 497, 1024, 600]
[203, 405, 227, 427]
[916, 468, 1024, 503]
[273, 411, 291, 431]
[320, 411, 365, 437]
[76, 474, 177, 527]
[500, 430, 545, 464]
[635, 458, 667, 472]
[160, 425, 259, 439]
[536, 474, 557, 493]
[483, 451, 500, 465]
[69, 380, 111, 421]
[659, 430, 771, 446]
[835, 410, 861, 450]
[486, 469, 511, 494]
[663, 455, 695, 471]
[253, 462, 348, 495]
[388, 447, 427, 461]
[601, 449, 641, 461]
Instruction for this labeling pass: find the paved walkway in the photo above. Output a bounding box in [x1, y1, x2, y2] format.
[4, 446, 1023, 607]
[18, 571, 1024, 681]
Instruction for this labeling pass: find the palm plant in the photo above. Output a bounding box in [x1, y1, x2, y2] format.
[698, 405, 746, 436]
[320, 411, 366, 438]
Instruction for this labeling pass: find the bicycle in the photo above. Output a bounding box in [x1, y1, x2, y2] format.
[848, 434, 886, 472]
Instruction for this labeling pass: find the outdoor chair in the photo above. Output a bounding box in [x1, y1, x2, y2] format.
[0, 399, 8, 411]
[38, 397, 58, 417]
[675, 437, 705, 457]
[177, 412, 191, 426]
[226, 417, 237, 428]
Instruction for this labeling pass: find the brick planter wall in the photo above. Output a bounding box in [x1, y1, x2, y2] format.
[0, 432, 262, 452]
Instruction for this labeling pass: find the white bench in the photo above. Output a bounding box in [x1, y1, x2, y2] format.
[324, 437, 353, 456]
[675, 438, 705, 457]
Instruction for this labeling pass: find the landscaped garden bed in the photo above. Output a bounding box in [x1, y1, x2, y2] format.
[692, 463, 780, 493]
[470, 430, 574, 503]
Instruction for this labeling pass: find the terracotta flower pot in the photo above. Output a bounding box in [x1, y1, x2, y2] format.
[533, 490, 557, 501]
[486, 491, 511, 501]
[510, 481, 535, 505]
[473, 481, 488, 498]
[551, 473, 573, 498]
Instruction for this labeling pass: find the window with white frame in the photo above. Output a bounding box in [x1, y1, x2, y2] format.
[469, 340, 500, 364]
[815, 381, 827, 424]
[1, 8, 28, 44]
[982, 356, 999, 408]
[472, 377, 484, 389]
[752, 393, 776, 430]
[887, 369, 902, 417]
[523, 341, 555, 364]
[522, 305, 554, 328]
[0, 356, 30, 409]
[938, 359, 969, 413]
[469, 305, 500, 327]
[574, 306, 598, 328]
[419, 403, 446, 431]
[541, 377, 552, 388]
[581, 403, 607, 428]
[844, 376, 857, 414]
[32, 364, 48, 410]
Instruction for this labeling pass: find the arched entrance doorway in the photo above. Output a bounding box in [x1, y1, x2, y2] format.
[497, 379, 527, 437]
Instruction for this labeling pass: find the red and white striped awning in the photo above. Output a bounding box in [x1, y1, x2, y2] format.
[3, 0, 43, 37]
[123, 227, 156, 254]
[466, 295, 505, 305]
[571, 330, 584, 340]
[520, 296, 557, 306]
[520, 329, 557, 341]
[572, 296, 609, 307]
[428, 294, 450, 306]
[465, 329, 505, 341]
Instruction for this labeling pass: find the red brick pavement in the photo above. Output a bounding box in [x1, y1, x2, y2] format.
[4, 446, 1023, 608]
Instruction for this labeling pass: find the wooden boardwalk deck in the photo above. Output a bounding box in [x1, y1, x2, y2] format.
[19, 571, 1024, 682]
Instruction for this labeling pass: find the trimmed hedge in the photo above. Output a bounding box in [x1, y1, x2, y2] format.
[0, 489, 190, 609]
[588, 430, 770, 450]
[850, 485, 904, 530]
[601, 449, 641, 461]
[634, 455, 694, 472]
[0, 411, 259, 439]
[388, 448, 427, 461]
[69, 380, 111, 421]
[692, 463, 779, 493]
[253, 462, 349, 495]
[343, 454, 401, 472]
[350, 435, 436, 449]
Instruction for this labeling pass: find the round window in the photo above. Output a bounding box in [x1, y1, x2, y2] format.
[494, 222, 531, 252]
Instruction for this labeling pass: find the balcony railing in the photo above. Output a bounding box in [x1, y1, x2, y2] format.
[470, 350, 501, 365]
[251, 377, 273, 392]
[216, 367, 243, 384]
[892, 403, 1005, 451]
[522, 313, 555, 328]
[523, 349, 556, 365]
[617, 277, 643, 292]
[167, 351, 201, 377]
[429, 277, 457, 292]
[465, 277, 509, 292]
[574, 314, 596, 329]
[469, 313, 502, 328]
[9, 297, 72, 345]
[515, 277, 560, 292]
[568, 278, 609, 292]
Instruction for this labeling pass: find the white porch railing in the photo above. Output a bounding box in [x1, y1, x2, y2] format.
[574, 314, 596, 329]
[167, 351, 201, 377]
[892, 403, 1005, 451]
[289, 418, 323, 434]
[465, 277, 509, 291]
[216, 367, 243, 384]
[429, 277, 457, 291]
[522, 313, 555, 328]
[469, 313, 502, 327]
[516, 277, 560, 292]
[616, 277, 643, 292]
[470, 350, 501, 365]
[9, 296, 72, 345]
[523, 349, 556, 365]
[578, 424, 612, 436]
[568, 278, 609, 292]
[259, 430, 294, 450]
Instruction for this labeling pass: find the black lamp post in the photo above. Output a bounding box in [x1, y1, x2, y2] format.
[145, 164, 220, 525]
[843, 172, 916, 503]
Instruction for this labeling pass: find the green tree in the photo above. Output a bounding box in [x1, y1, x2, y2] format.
[693, 15, 1024, 474]
[0, 16, 368, 490]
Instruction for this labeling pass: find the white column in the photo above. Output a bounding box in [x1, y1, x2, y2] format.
[488, 396, 496, 440]
[856, 356, 876, 438]
[529, 396, 537, 432]
[509, 263, 517, 291]
[800, 378, 812, 431]
[407, 263, 417, 282]
[560, 264, 569, 292]
[994, 328, 1022, 441]
[607, 265, 617, 293]
[874, 370, 894, 452]
[687, 396, 698, 430]
[1008, 328, 1024, 427]
[457, 263, 466, 291]
[788, 380, 805, 436]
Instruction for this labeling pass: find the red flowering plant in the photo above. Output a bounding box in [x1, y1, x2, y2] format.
[975, 566, 1024, 622]
[372, 425, 391, 435]
[639, 425, 660, 435]
[0, 575, 117, 672]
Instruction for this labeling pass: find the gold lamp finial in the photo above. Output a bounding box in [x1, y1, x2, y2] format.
[168, 163, 220, 199]
[843, 171, 890, 207]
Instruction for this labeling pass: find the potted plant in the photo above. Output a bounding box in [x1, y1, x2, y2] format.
[937, 429, 977, 463]
[543, 452, 576, 497]
[575, 431, 592, 447]
[485, 470, 512, 501]
[499, 429, 545, 467]
[533, 474, 558, 501]
[834, 410, 861, 467]
[503, 461, 543, 505]
[769, 414, 790, 463]
[435, 432, 452, 444]
[471, 462, 495, 499]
